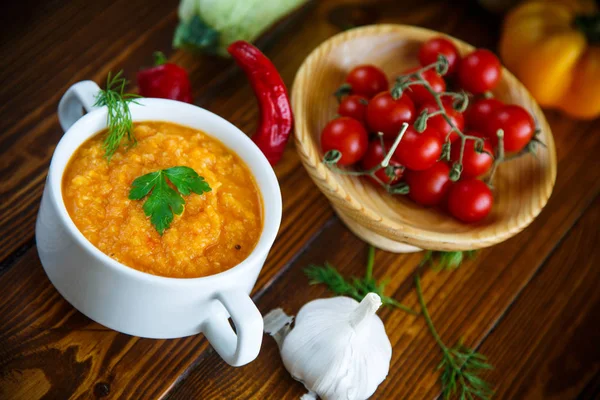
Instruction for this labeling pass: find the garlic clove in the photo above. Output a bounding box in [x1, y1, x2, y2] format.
[349, 292, 382, 331]
[263, 308, 294, 349]
[268, 294, 391, 400]
[300, 392, 318, 400]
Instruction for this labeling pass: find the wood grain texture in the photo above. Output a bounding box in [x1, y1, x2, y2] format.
[166, 119, 600, 399]
[0, 0, 181, 265]
[0, 0, 312, 265]
[0, 0, 599, 399]
[0, 2, 334, 399]
[477, 197, 600, 399]
[0, 156, 332, 399]
[292, 24, 556, 252]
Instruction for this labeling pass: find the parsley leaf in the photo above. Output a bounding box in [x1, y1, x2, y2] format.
[129, 166, 211, 235]
[163, 166, 211, 195]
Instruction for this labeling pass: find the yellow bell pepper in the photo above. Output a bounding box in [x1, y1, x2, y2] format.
[500, 0, 600, 119]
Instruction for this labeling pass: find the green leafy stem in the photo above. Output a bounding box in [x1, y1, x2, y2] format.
[415, 274, 494, 400]
[305, 247, 494, 399]
[94, 71, 141, 161]
[304, 245, 417, 314]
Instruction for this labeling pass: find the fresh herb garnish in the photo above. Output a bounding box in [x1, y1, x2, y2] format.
[304, 246, 417, 314]
[415, 274, 494, 400]
[129, 166, 211, 235]
[94, 71, 141, 160]
[420, 250, 477, 271]
[304, 245, 494, 398]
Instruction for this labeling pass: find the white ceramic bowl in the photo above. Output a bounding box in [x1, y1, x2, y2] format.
[35, 81, 282, 366]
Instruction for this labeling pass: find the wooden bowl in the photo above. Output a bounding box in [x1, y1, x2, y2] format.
[291, 24, 557, 252]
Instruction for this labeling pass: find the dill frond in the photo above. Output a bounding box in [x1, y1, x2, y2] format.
[415, 274, 494, 399]
[93, 71, 141, 160]
[304, 246, 416, 314]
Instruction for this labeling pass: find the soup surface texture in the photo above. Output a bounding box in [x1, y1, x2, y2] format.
[63, 122, 263, 278]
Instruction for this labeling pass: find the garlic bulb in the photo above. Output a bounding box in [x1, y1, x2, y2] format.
[264, 293, 392, 400]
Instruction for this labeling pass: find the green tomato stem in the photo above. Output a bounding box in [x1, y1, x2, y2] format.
[486, 129, 505, 185]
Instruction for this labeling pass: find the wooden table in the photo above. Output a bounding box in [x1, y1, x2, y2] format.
[1, 0, 599, 399]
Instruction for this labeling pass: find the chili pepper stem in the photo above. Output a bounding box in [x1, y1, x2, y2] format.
[153, 51, 168, 66]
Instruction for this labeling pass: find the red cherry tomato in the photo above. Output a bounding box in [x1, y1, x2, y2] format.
[466, 98, 503, 132]
[450, 134, 494, 178]
[419, 100, 464, 142]
[366, 91, 416, 138]
[457, 49, 501, 94]
[345, 65, 389, 98]
[418, 37, 460, 75]
[321, 117, 369, 166]
[404, 67, 446, 106]
[392, 125, 443, 171]
[485, 105, 535, 153]
[361, 139, 403, 185]
[448, 179, 493, 223]
[338, 95, 368, 124]
[405, 162, 452, 206]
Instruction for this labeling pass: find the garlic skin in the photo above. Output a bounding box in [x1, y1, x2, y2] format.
[268, 293, 392, 400]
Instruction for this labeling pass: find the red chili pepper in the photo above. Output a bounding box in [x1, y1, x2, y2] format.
[137, 52, 192, 103]
[227, 41, 293, 166]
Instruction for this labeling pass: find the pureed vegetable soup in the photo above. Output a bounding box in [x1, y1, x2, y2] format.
[62, 122, 263, 278]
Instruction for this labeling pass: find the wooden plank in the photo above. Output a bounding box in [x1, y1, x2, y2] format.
[578, 373, 600, 400]
[165, 121, 600, 398]
[475, 198, 600, 400]
[0, 1, 337, 398]
[0, 154, 331, 400]
[1, 1, 598, 400]
[0, 0, 312, 264]
[0, 0, 181, 262]
[0, 0, 546, 265]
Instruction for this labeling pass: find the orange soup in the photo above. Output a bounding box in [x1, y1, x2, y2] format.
[62, 122, 263, 278]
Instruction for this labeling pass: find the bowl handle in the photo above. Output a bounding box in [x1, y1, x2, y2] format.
[58, 80, 101, 132]
[203, 290, 263, 367]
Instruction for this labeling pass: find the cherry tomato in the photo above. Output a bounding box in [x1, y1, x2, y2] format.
[418, 37, 460, 75]
[338, 95, 368, 124]
[321, 117, 369, 166]
[419, 100, 464, 142]
[485, 105, 535, 153]
[448, 179, 493, 223]
[450, 134, 494, 178]
[366, 91, 416, 138]
[457, 49, 501, 94]
[361, 139, 403, 185]
[405, 162, 452, 206]
[404, 67, 446, 106]
[466, 98, 503, 132]
[392, 125, 443, 171]
[345, 65, 389, 98]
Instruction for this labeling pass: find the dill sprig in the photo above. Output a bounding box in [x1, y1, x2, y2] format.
[304, 246, 417, 315]
[415, 274, 494, 400]
[420, 250, 478, 271]
[93, 71, 141, 160]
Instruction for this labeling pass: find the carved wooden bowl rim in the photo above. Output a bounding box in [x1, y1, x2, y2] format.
[291, 24, 557, 251]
